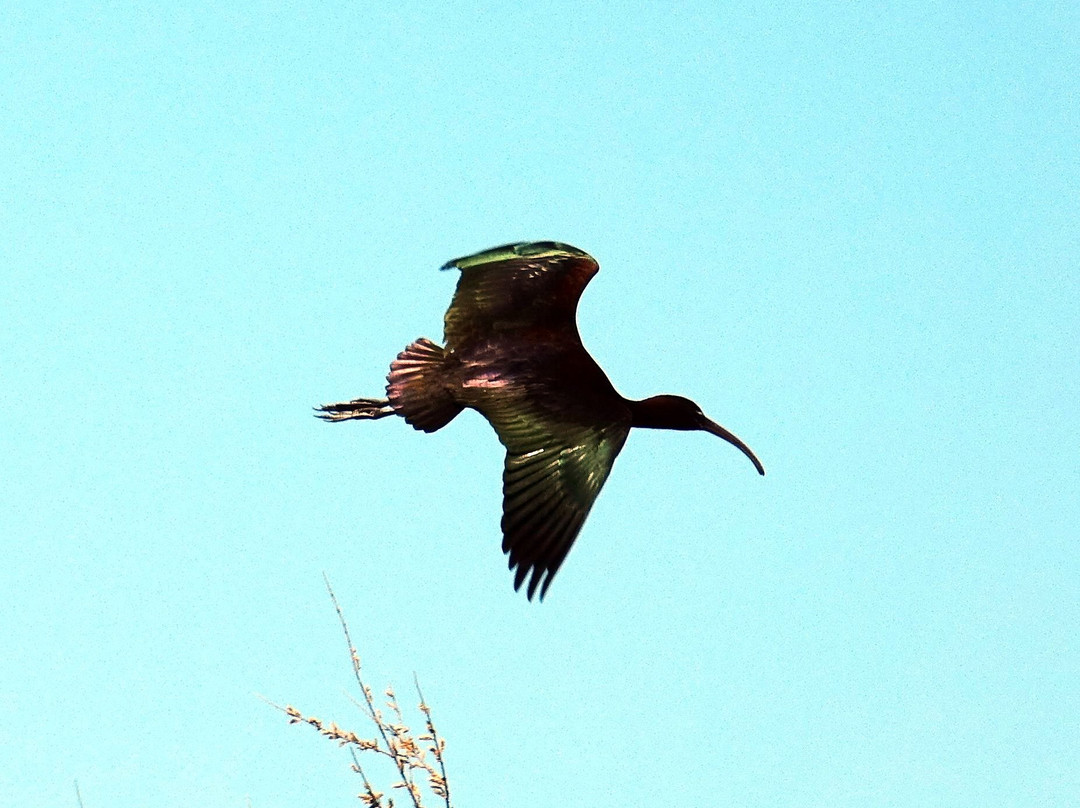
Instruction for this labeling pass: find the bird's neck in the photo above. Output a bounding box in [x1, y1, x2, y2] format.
[628, 396, 687, 430]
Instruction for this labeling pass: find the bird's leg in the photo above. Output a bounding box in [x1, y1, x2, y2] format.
[314, 397, 395, 422]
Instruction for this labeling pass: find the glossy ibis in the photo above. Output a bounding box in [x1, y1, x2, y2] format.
[318, 241, 764, 600]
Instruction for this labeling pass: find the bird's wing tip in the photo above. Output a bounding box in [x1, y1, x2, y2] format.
[440, 241, 594, 273]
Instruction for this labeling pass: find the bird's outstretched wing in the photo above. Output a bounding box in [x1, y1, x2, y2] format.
[484, 399, 631, 600]
[440, 242, 599, 352]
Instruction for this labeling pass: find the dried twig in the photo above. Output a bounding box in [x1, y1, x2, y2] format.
[323, 575, 423, 808]
[415, 675, 451, 808]
[272, 576, 454, 807]
[351, 748, 386, 808]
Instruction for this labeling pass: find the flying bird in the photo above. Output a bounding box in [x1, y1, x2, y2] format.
[317, 242, 764, 600]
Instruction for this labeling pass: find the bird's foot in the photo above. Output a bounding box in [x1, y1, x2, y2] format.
[314, 397, 395, 422]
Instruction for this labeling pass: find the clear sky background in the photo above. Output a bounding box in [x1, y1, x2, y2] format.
[3, 2, 1077, 806]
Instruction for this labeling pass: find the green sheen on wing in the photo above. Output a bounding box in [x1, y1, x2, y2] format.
[440, 241, 591, 272]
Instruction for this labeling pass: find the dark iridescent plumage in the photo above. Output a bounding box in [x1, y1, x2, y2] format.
[318, 241, 764, 600]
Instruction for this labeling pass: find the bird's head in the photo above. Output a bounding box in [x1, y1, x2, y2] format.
[631, 395, 765, 475]
[633, 395, 707, 430]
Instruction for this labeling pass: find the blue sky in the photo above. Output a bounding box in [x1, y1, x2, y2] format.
[2, 1, 1077, 806]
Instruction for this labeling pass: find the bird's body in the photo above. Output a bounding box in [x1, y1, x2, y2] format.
[318, 242, 764, 600]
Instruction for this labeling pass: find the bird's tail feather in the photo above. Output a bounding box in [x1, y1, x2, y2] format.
[387, 338, 463, 433]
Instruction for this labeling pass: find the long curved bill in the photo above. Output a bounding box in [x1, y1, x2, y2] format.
[701, 417, 766, 476]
